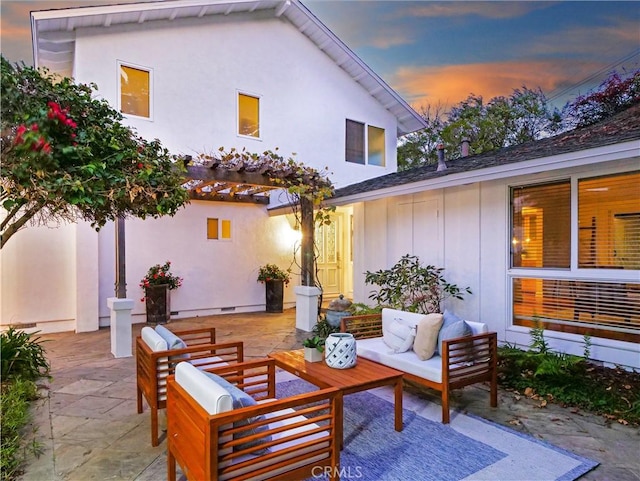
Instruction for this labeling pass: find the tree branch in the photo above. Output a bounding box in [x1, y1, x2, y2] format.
[1, 201, 43, 249]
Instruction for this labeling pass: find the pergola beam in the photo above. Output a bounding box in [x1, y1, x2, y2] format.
[185, 165, 281, 188]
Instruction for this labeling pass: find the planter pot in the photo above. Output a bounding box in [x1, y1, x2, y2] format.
[304, 347, 323, 362]
[265, 280, 284, 313]
[145, 284, 170, 324]
[325, 333, 357, 369]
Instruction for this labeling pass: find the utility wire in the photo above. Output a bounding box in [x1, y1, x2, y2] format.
[547, 48, 640, 102]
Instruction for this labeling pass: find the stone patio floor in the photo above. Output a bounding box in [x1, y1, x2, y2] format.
[17, 309, 640, 481]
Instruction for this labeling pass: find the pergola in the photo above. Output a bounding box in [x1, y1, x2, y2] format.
[114, 157, 319, 298]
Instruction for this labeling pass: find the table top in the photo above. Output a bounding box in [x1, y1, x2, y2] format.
[269, 349, 403, 393]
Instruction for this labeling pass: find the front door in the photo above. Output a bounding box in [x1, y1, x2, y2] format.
[315, 214, 342, 297]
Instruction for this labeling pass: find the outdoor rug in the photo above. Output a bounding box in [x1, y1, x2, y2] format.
[276, 373, 598, 481]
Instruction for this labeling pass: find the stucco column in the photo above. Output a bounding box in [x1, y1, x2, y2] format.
[294, 285, 321, 331]
[107, 297, 134, 358]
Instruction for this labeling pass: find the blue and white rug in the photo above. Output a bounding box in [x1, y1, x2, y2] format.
[276, 372, 598, 481]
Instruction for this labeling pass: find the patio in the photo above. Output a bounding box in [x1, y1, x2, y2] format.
[18, 310, 639, 481]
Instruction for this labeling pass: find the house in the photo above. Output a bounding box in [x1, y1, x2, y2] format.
[329, 103, 640, 369]
[0, 0, 425, 333]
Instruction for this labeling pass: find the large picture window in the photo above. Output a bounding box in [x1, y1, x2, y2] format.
[119, 64, 151, 118]
[511, 172, 640, 342]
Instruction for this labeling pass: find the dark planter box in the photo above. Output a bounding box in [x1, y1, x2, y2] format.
[265, 280, 284, 313]
[145, 284, 170, 324]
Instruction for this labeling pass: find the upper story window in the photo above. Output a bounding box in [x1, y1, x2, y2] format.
[345, 120, 385, 166]
[238, 93, 260, 138]
[119, 63, 151, 118]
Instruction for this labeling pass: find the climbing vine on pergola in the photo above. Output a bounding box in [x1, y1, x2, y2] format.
[186, 147, 335, 287]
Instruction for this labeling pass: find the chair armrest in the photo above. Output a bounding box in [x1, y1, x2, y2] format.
[341, 314, 383, 339]
[441, 332, 497, 386]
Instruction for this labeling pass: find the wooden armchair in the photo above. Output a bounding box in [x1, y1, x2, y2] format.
[342, 312, 498, 424]
[136, 326, 244, 446]
[167, 358, 341, 481]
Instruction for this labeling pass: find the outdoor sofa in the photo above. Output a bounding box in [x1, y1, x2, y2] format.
[166, 358, 341, 481]
[136, 325, 244, 446]
[341, 308, 498, 423]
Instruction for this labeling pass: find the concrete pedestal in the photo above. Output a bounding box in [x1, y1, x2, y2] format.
[107, 297, 134, 358]
[294, 285, 321, 331]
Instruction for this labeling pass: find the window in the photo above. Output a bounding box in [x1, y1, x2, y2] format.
[511, 181, 571, 268]
[207, 218, 231, 240]
[119, 64, 151, 118]
[345, 120, 386, 166]
[346, 120, 365, 164]
[238, 93, 260, 138]
[510, 172, 640, 342]
[578, 172, 640, 269]
[368, 125, 385, 167]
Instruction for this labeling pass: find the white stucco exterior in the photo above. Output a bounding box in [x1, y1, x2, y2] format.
[2, 1, 425, 334]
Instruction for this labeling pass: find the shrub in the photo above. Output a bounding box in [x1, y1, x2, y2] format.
[364, 254, 471, 313]
[0, 328, 50, 382]
[0, 378, 39, 480]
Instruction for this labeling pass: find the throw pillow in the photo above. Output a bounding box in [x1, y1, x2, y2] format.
[413, 313, 444, 361]
[155, 325, 187, 350]
[438, 319, 473, 355]
[203, 371, 271, 454]
[435, 310, 463, 354]
[383, 318, 417, 353]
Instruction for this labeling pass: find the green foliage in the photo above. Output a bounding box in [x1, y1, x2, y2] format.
[348, 303, 382, 316]
[139, 260, 183, 292]
[0, 328, 50, 382]
[364, 254, 471, 314]
[1, 378, 39, 480]
[312, 318, 340, 340]
[302, 335, 325, 352]
[498, 329, 640, 425]
[0, 56, 189, 248]
[257, 264, 291, 284]
[398, 87, 561, 170]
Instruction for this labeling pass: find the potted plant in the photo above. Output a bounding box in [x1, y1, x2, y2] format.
[257, 264, 291, 313]
[302, 335, 324, 362]
[140, 261, 183, 324]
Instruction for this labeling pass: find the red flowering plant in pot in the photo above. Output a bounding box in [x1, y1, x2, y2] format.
[257, 264, 291, 313]
[140, 261, 183, 324]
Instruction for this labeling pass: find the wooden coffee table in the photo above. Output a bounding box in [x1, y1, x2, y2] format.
[268, 349, 404, 446]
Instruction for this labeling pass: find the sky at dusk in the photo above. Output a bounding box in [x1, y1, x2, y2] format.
[1, 0, 639, 111]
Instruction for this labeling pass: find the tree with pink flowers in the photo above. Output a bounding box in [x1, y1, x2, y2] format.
[0, 56, 189, 248]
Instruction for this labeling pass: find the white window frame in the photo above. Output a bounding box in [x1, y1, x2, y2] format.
[117, 61, 153, 121]
[237, 90, 262, 140]
[345, 118, 386, 167]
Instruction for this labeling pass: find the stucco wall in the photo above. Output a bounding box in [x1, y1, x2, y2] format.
[73, 12, 398, 189]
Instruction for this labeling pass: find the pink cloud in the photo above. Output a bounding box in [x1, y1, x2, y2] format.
[401, 2, 553, 19]
[392, 60, 604, 110]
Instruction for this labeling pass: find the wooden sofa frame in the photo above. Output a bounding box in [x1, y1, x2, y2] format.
[167, 358, 341, 481]
[136, 326, 244, 446]
[341, 314, 498, 424]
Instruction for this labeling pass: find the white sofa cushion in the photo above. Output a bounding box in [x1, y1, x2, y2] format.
[175, 361, 232, 415]
[357, 337, 444, 384]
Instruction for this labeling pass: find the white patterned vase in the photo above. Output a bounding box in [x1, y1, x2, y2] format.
[324, 333, 357, 369]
